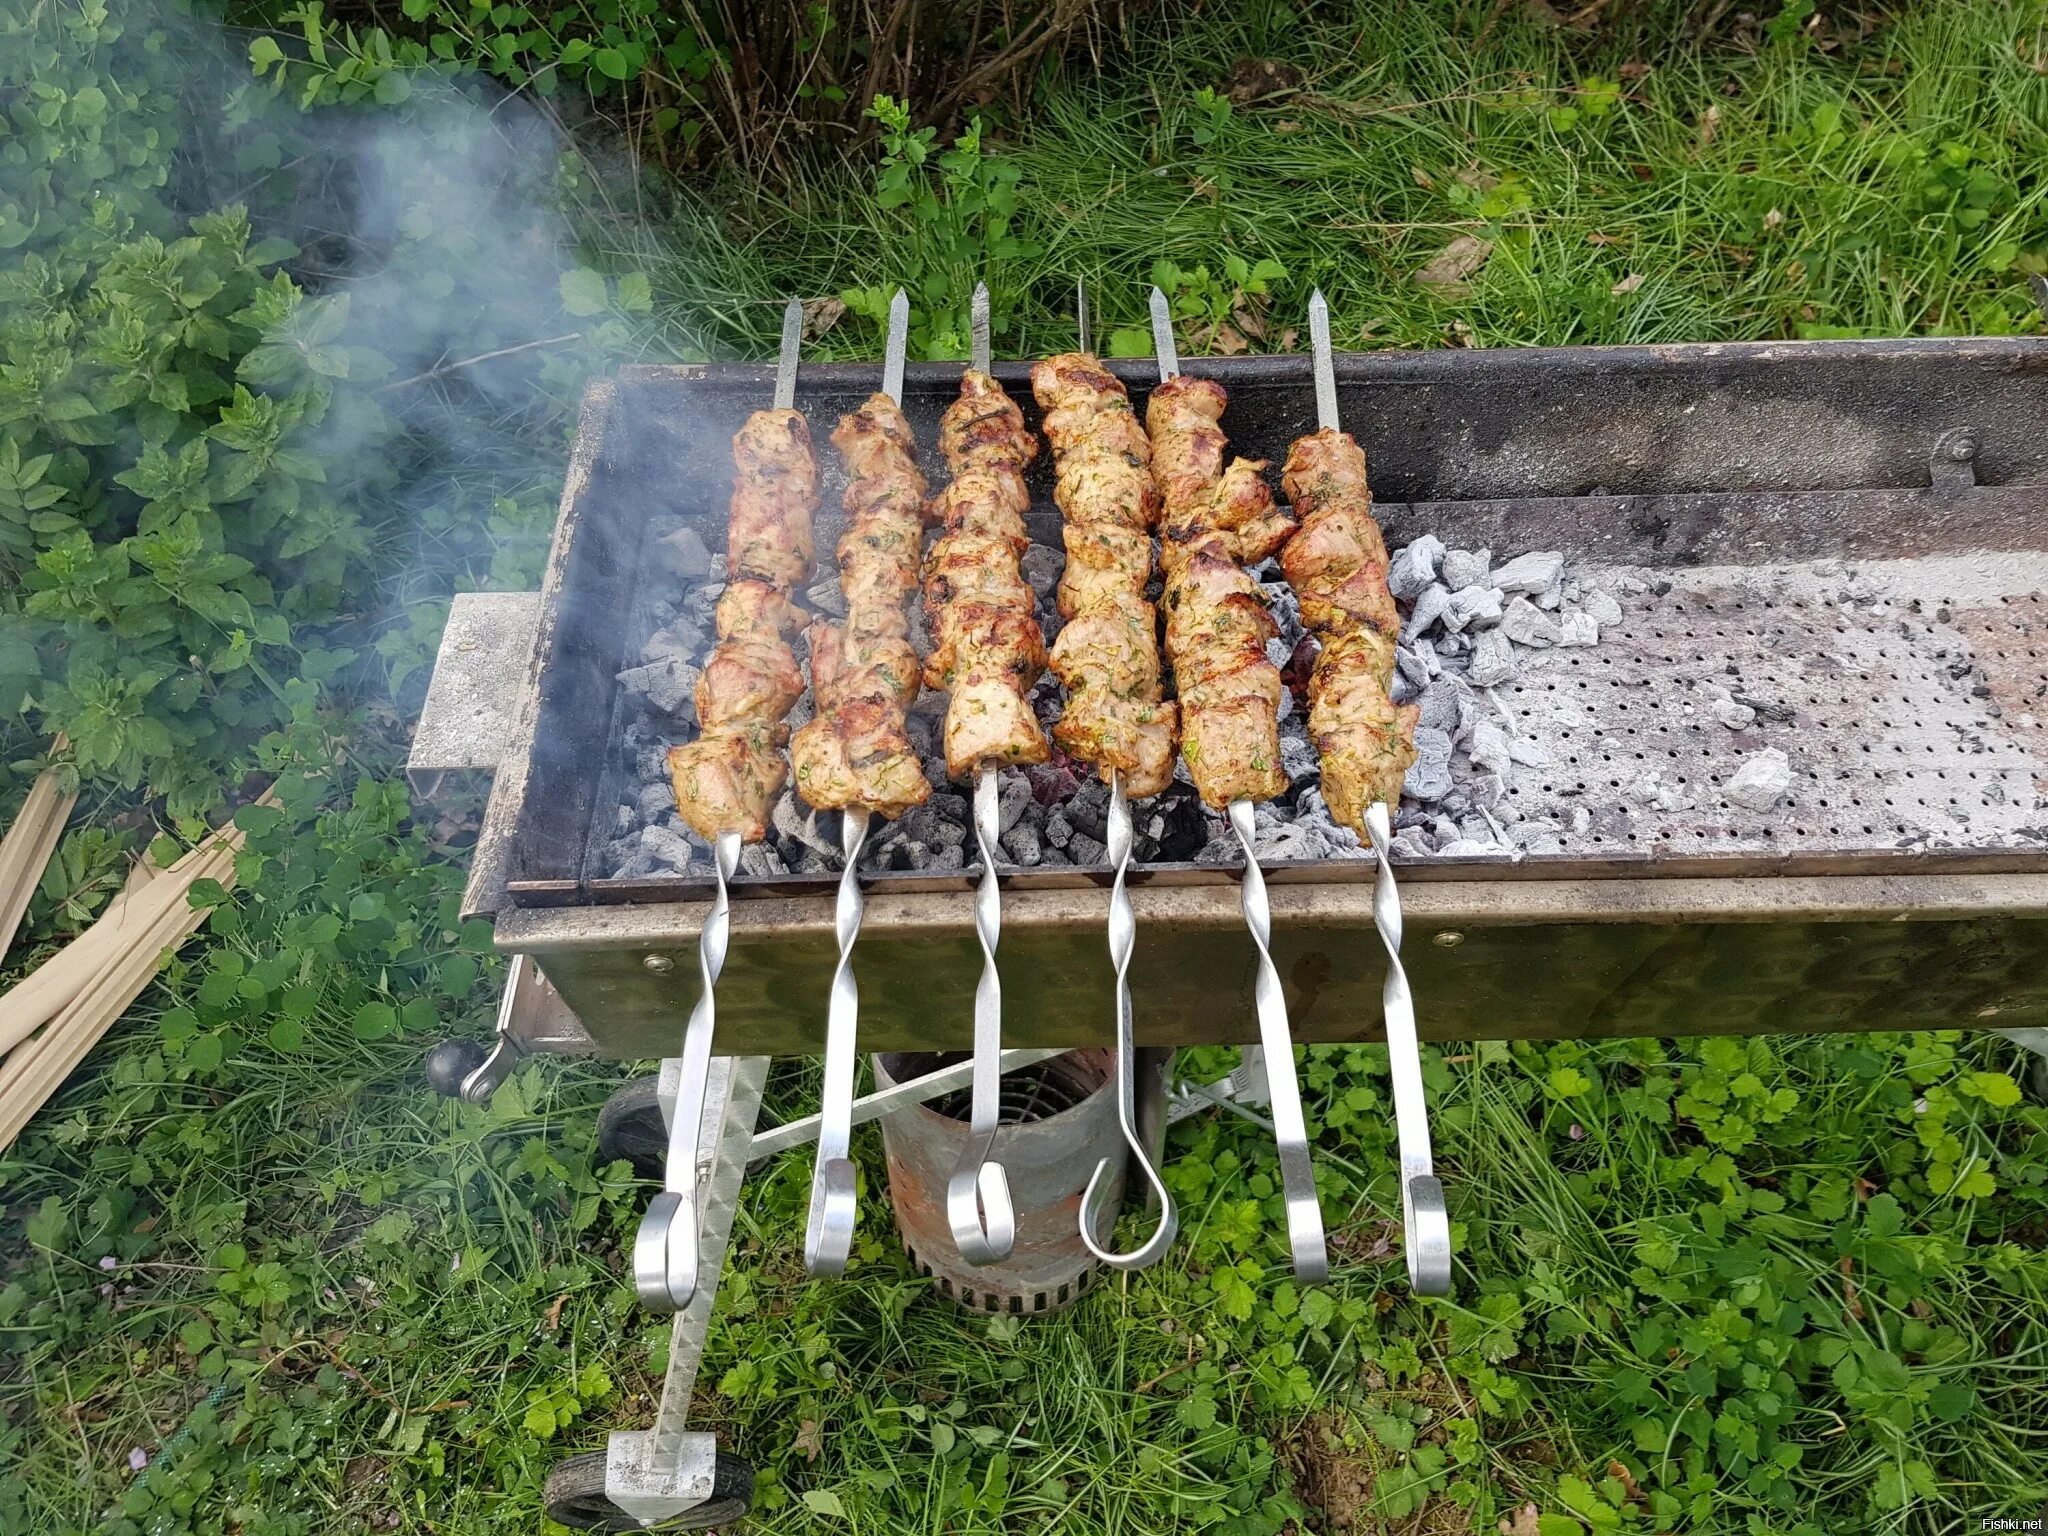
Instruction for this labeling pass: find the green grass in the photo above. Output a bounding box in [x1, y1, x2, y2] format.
[8, 3, 2048, 1534]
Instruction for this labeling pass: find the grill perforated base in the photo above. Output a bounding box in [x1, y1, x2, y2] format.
[1492, 557, 2048, 860]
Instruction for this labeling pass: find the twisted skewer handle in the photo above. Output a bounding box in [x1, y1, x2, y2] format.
[1081, 772, 1179, 1270]
[634, 829, 742, 1312]
[804, 807, 869, 1276]
[1226, 800, 1328, 1283]
[948, 770, 1016, 1266]
[1364, 802, 1451, 1295]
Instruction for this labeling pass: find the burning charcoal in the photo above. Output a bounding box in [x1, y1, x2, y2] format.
[998, 773, 1033, 835]
[1725, 747, 1793, 811]
[1434, 629, 1469, 659]
[1044, 808, 1073, 849]
[1438, 838, 1510, 857]
[1026, 761, 1080, 805]
[1192, 834, 1237, 866]
[635, 746, 668, 782]
[1254, 822, 1316, 861]
[1040, 846, 1073, 866]
[786, 686, 815, 731]
[1404, 583, 1453, 639]
[1491, 551, 1564, 595]
[1442, 547, 1492, 592]
[1713, 696, 1757, 730]
[654, 527, 715, 579]
[1499, 597, 1561, 649]
[739, 844, 787, 877]
[1020, 543, 1064, 603]
[1443, 586, 1504, 632]
[927, 791, 969, 826]
[930, 844, 966, 872]
[896, 842, 933, 871]
[1416, 684, 1460, 734]
[638, 781, 674, 821]
[1067, 781, 1110, 841]
[1262, 581, 1305, 646]
[1281, 733, 1320, 789]
[1387, 535, 1444, 600]
[618, 657, 700, 719]
[1733, 693, 1797, 724]
[643, 623, 705, 663]
[805, 577, 848, 617]
[791, 848, 829, 874]
[773, 794, 837, 858]
[1583, 589, 1624, 627]
[1556, 612, 1599, 647]
[1468, 720, 1514, 779]
[1467, 629, 1518, 687]
[1154, 791, 1210, 862]
[1069, 832, 1106, 865]
[1404, 727, 1455, 802]
[1001, 823, 1044, 866]
[1390, 829, 1436, 859]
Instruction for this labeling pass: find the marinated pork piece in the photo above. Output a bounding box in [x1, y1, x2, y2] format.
[1031, 352, 1178, 798]
[1279, 428, 1419, 825]
[788, 392, 935, 821]
[923, 370, 1050, 778]
[667, 410, 820, 843]
[1146, 375, 1295, 808]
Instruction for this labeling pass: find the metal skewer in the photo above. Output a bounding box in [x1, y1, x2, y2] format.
[803, 292, 911, 1277]
[947, 281, 1018, 1268]
[1310, 286, 1451, 1296]
[1072, 281, 1177, 1271]
[1152, 285, 1328, 1283]
[635, 298, 805, 1314]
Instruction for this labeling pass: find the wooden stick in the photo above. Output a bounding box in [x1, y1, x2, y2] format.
[0, 822, 251, 1149]
[0, 744, 78, 966]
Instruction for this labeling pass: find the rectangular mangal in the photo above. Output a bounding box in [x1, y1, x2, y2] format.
[472, 337, 2048, 1057]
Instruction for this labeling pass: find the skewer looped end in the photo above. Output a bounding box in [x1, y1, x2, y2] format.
[633, 828, 742, 1313]
[803, 807, 870, 1277]
[1226, 799, 1328, 1284]
[1080, 772, 1179, 1271]
[948, 770, 1017, 1266]
[1363, 801, 1453, 1298]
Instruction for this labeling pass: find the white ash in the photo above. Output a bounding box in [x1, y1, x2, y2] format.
[1725, 747, 1793, 812]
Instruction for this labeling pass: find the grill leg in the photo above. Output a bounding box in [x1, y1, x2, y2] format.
[605, 1054, 768, 1525]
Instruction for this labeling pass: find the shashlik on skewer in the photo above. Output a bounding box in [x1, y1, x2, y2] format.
[1030, 350, 1177, 798]
[1033, 284, 1180, 1273]
[639, 299, 810, 1317]
[666, 406, 820, 843]
[1283, 287, 1448, 1298]
[788, 389, 933, 821]
[933, 285, 1042, 1269]
[1146, 287, 1326, 1284]
[796, 288, 922, 1281]
[923, 369, 1050, 776]
[1279, 428, 1419, 830]
[1147, 374, 1297, 809]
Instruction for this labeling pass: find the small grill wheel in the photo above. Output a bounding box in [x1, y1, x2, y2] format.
[596, 1076, 668, 1182]
[542, 1449, 754, 1531]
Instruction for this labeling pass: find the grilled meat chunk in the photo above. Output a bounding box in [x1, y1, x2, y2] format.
[667, 725, 788, 845]
[1277, 428, 1418, 828]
